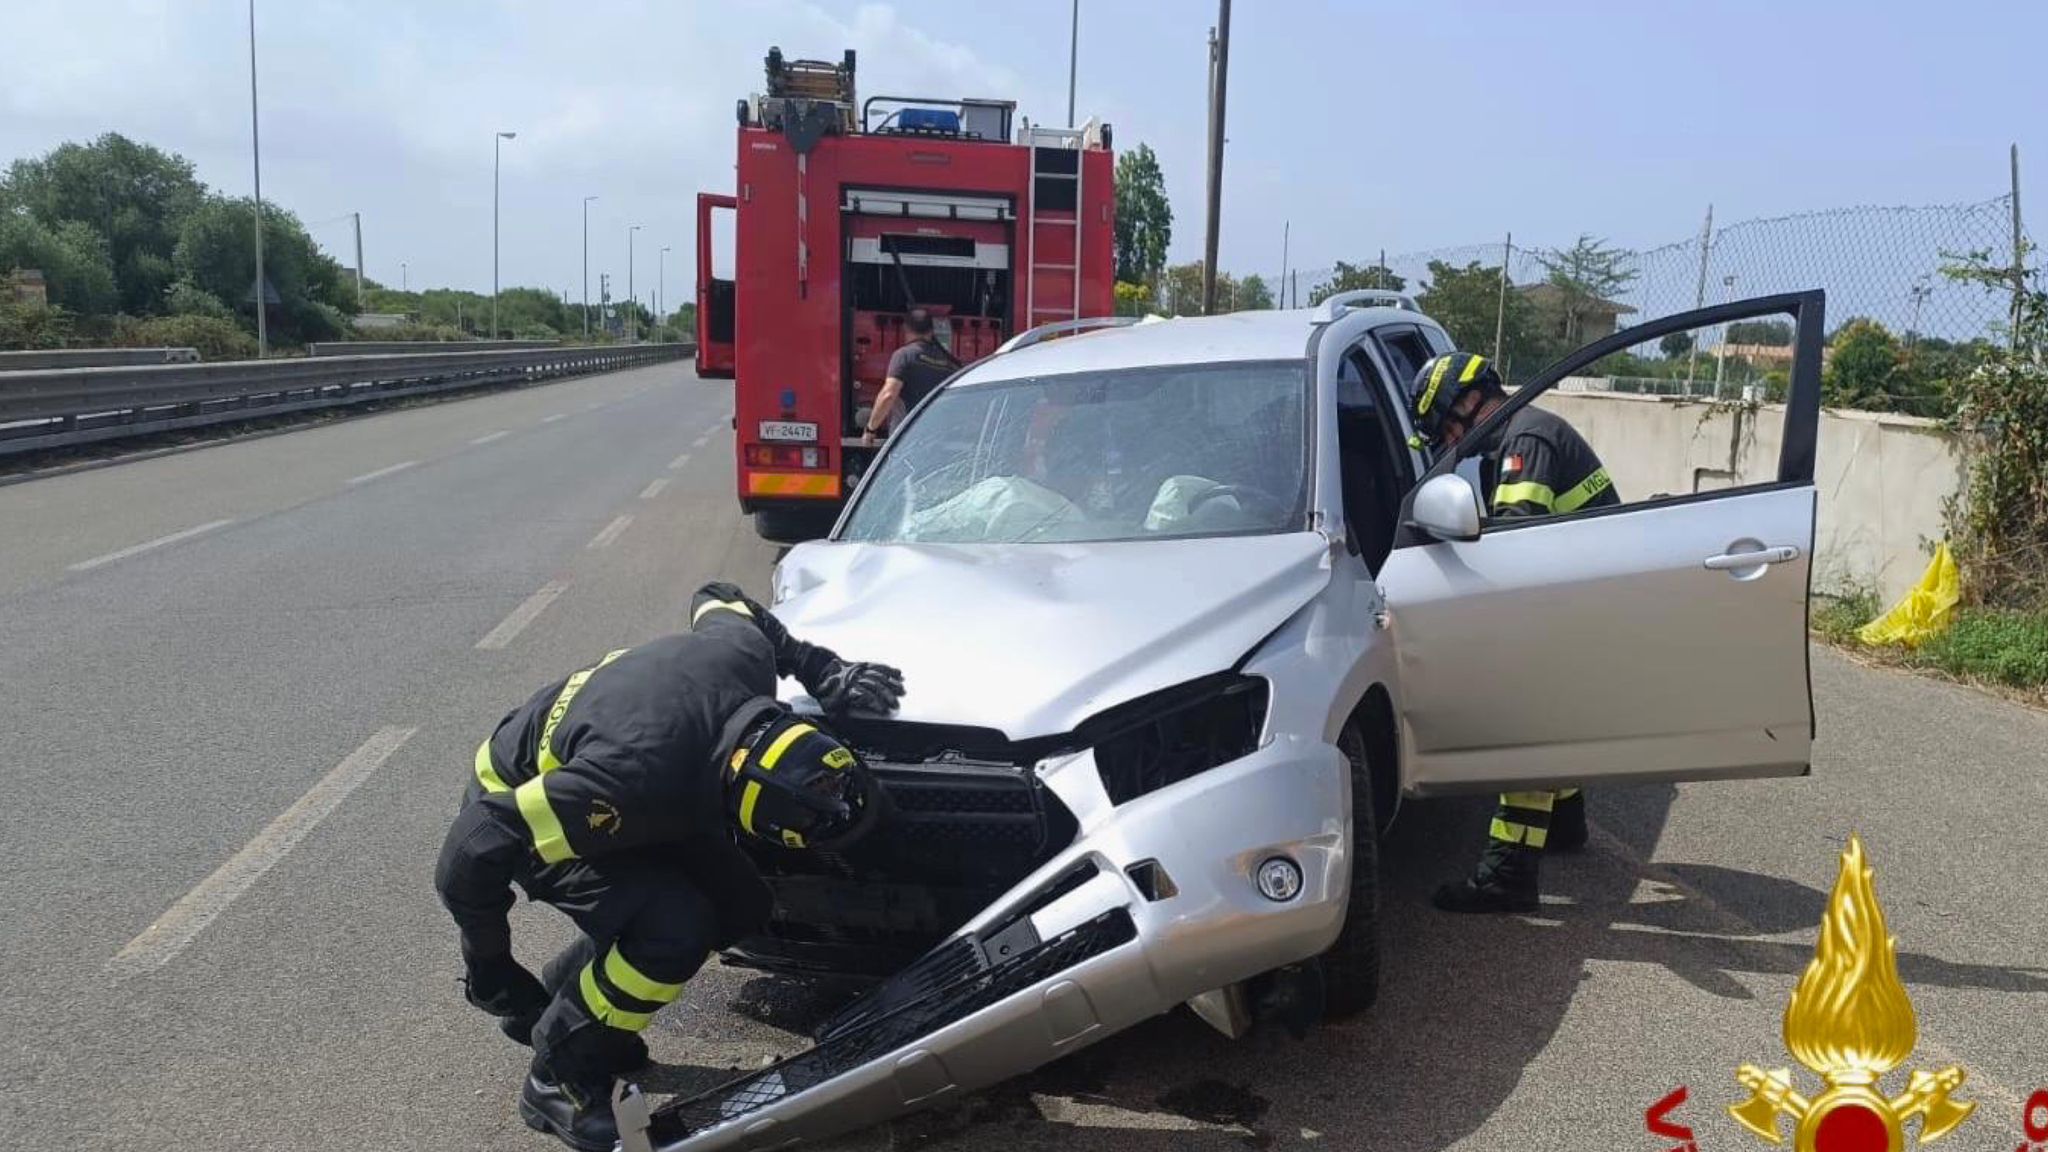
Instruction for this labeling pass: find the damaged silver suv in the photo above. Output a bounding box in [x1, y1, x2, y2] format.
[624, 290, 1829, 1151]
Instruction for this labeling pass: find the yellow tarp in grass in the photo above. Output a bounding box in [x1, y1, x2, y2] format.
[1858, 542, 1961, 648]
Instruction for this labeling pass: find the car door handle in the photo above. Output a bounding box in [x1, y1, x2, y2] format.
[1703, 545, 1800, 570]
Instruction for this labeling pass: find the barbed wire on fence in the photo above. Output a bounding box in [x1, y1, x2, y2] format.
[1283, 195, 2032, 344]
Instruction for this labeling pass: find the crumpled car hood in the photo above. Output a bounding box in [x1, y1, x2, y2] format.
[771, 533, 1333, 739]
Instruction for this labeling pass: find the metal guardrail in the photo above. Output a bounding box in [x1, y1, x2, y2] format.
[0, 343, 692, 457]
[0, 347, 202, 369]
[306, 339, 561, 357]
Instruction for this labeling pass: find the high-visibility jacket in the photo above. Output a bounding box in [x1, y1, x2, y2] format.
[1485, 405, 1620, 518]
[435, 583, 837, 958]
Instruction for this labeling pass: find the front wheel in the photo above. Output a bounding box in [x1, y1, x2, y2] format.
[752, 504, 840, 544]
[1321, 721, 1382, 1019]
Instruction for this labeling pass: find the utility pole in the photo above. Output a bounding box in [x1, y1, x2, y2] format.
[492, 130, 517, 338]
[1278, 221, 1289, 311]
[1066, 0, 1080, 127]
[247, 0, 266, 357]
[1493, 231, 1512, 366]
[1714, 273, 1737, 396]
[1200, 0, 1231, 316]
[2011, 143, 2026, 349]
[350, 212, 364, 308]
[582, 195, 598, 340]
[1684, 203, 1714, 390]
[627, 224, 643, 343]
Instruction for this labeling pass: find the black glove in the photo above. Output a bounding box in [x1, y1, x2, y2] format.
[808, 660, 906, 716]
[461, 950, 549, 1021]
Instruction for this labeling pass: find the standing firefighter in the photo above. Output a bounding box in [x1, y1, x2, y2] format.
[435, 582, 905, 1150]
[1406, 351, 1617, 913]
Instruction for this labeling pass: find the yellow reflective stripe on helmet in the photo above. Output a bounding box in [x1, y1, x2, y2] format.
[475, 740, 511, 794]
[738, 780, 764, 836]
[579, 964, 655, 1031]
[822, 746, 855, 771]
[603, 946, 684, 1004]
[515, 777, 575, 864]
[758, 723, 816, 769]
[1417, 356, 1454, 415]
[691, 599, 754, 626]
[1554, 467, 1614, 513]
[537, 649, 629, 773]
[1493, 481, 1557, 511]
[1459, 354, 1488, 383]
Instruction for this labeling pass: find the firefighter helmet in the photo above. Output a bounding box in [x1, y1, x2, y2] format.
[1408, 352, 1504, 448]
[724, 709, 878, 850]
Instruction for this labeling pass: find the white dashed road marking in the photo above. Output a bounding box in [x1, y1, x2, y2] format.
[541, 413, 566, 424]
[106, 725, 418, 979]
[475, 580, 570, 650]
[69, 519, 235, 572]
[470, 430, 510, 445]
[587, 515, 633, 550]
[346, 460, 417, 485]
[639, 479, 670, 500]
[667, 453, 691, 471]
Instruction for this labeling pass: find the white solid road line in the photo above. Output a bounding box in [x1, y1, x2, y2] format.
[541, 413, 566, 424]
[639, 478, 671, 500]
[469, 430, 510, 445]
[346, 460, 417, 485]
[475, 580, 570, 650]
[106, 725, 417, 980]
[69, 519, 235, 572]
[587, 514, 633, 549]
[666, 453, 692, 471]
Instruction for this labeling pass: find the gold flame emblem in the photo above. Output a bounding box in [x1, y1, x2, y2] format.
[1729, 836, 1974, 1152]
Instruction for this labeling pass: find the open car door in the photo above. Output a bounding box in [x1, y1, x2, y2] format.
[1380, 291, 1826, 795]
[695, 193, 737, 379]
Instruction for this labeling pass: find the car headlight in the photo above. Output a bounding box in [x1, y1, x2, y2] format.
[1086, 673, 1268, 805]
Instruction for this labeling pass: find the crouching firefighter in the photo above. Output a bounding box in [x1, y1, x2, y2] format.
[1406, 352, 1615, 913]
[435, 582, 905, 1150]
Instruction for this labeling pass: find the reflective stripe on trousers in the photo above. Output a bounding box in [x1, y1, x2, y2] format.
[1489, 787, 1580, 850]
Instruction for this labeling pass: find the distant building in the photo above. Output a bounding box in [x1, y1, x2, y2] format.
[1517, 282, 1638, 344]
[8, 269, 48, 307]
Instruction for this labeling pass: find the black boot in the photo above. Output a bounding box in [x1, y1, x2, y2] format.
[537, 938, 649, 1073]
[1431, 839, 1539, 914]
[524, 1013, 624, 1152]
[1549, 790, 1587, 853]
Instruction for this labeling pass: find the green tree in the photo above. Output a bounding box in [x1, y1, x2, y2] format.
[1822, 318, 1902, 408]
[1235, 273, 1273, 311]
[1113, 143, 1172, 289]
[1659, 331, 1695, 359]
[1534, 234, 1639, 345]
[1725, 319, 1792, 346]
[1413, 259, 1543, 373]
[1308, 261, 1406, 306]
[1113, 280, 1154, 317]
[1, 134, 206, 316]
[173, 195, 356, 346]
[0, 213, 118, 314]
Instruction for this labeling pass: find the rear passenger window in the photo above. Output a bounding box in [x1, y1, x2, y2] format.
[1373, 326, 1436, 393]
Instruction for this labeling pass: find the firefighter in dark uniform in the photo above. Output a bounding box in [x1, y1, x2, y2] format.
[435, 582, 905, 1150]
[1406, 351, 1616, 913]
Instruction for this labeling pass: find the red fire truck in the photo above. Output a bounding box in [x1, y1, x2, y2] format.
[696, 48, 1116, 541]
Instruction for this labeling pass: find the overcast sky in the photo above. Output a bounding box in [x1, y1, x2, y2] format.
[5, 0, 2042, 308]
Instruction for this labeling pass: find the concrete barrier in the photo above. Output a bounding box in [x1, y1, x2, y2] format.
[1537, 390, 1960, 601]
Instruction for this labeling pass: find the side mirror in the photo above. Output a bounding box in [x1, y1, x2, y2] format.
[1407, 472, 1482, 542]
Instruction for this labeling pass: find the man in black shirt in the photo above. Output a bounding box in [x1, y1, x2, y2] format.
[862, 307, 959, 445]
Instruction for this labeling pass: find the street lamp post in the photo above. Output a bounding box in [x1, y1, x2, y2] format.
[1714, 274, 1738, 396]
[659, 245, 671, 337]
[627, 224, 643, 343]
[582, 195, 598, 340]
[247, 0, 266, 357]
[492, 130, 517, 339]
[400, 261, 407, 292]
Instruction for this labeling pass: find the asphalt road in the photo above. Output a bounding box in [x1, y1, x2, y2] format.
[1, 364, 2042, 1152]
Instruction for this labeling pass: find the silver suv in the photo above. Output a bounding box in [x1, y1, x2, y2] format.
[626, 290, 1827, 1151]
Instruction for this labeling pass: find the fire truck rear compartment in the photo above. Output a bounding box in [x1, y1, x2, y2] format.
[843, 207, 1013, 432]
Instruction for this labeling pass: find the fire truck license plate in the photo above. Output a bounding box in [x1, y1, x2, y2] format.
[759, 421, 818, 443]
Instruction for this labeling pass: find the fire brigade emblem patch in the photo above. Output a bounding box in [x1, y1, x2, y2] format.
[1728, 836, 1973, 1152]
[587, 799, 622, 836]
[1502, 454, 1525, 474]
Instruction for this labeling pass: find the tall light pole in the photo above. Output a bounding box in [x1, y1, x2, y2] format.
[1714, 273, 1738, 395]
[400, 261, 407, 292]
[247, 0, 266, 356]
[1066, 0, 1080, 127]
[492, 130, 517, 338]
[627, 224, 643, 343]
[581, 195, 598, 340]
[349, 211, 364, 308]
[659, 245, 671, 334]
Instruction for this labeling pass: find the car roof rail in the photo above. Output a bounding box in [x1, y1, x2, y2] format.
[993, 315, 1148, 355]
[1310, 289, 1422, 323]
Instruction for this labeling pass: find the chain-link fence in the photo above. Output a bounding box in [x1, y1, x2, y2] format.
[1284, 195, 2029, 344]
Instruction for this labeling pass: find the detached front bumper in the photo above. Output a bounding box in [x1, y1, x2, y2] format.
[627, 733, 1350, 1152]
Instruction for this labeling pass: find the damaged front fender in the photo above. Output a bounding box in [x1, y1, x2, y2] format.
[627, 733, 1350, 1151]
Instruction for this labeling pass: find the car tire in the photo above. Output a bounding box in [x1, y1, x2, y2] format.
[1321, 721, 1381, 1019]
[753, 505, 839, 544]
